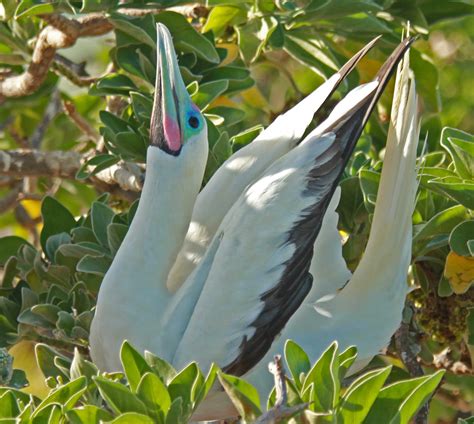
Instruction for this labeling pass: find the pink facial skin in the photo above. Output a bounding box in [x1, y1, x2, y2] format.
[163, 115, 181, 152]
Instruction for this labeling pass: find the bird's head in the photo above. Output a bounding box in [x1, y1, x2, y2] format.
[150, 23, 207, 157]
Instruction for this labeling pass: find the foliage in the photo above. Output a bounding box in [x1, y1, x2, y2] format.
[0, 0, 473, 422]
[0, 339, 446, 423]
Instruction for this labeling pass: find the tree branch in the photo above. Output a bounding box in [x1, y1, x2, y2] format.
[395, 306, 430, 424]
[255, 355, 309, 424]
[0, 5, 204, 99]
[0, 13, 113, 99]
[0, 149, 142, 192]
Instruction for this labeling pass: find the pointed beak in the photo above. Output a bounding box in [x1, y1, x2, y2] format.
[150, 24, 189, 155]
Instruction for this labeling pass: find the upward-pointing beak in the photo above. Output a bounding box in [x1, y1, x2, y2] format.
[150, 23, 189, 155]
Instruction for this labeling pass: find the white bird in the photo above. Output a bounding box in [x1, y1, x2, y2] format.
[90, 23, 416, 420]
[165, 35, 382, 292]
[189, 47, 419, 421]
[244, 48, 420, 398]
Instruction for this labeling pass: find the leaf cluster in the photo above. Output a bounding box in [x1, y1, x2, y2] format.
[0, 340, 447, 423]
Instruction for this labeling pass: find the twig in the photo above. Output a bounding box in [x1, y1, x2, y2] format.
[255, 355, 309, 424]
[14, 203, 39, 245]
[0, 183, 21, 214]
[63, 100, 101, 143]
[30, 90, 62, 148]
[0, 13, 113, 99]
[0, 5, 204, 99]
[395, 308, 430, 424]
[0, 149, 142, 192]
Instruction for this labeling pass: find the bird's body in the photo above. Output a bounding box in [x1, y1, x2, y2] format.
[245, 50, 419, 399]
[90, 23, 418, 422]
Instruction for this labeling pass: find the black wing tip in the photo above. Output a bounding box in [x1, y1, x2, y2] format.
[374, 35, 418, 83]
[338, 35, 382, 78]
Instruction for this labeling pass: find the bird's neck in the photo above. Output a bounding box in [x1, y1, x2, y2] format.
[112, 146, 204, 290]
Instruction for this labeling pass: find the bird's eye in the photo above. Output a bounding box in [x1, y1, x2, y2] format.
[188, 115, 200, 129]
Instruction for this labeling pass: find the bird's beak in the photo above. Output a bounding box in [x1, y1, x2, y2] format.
[150, 23, 189, 155]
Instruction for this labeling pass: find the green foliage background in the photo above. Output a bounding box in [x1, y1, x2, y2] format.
[0, 0, 473, 422]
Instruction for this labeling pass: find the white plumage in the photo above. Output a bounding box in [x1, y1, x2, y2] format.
[90, 23, 418, 421]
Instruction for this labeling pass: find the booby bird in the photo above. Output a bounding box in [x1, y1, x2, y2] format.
[245, 48, 420, 396]
[90, 24, 210, 370]
[90, 22, 415, 404]
[162, 37, 415, 377]
[166, 35, 382, 292]
[191, 50, 419, 421]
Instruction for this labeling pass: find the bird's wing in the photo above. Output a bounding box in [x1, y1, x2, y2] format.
[168, 36, 415, 376]
[244, 48, 420, 399]
[166, 36, 381, 292]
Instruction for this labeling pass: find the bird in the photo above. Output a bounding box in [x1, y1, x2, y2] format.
[165, 35, 382, 292]
[244, 47, 420, 398]
[192, 48, 419, 421]
[90, 23, 416, 420]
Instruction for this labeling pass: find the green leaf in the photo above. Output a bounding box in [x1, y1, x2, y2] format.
[411, 50, 440, 113]
[100, 111, 132, 134]
[192, 80, 229, 109]
[116, 46, 149, 82]
[9, 369, 28, 389]
[338, 345, 358, 381]
[36, 377, 87, 412]
[76, 254, 111, 276]
[136, 372, 170, 422]
[66, 405, 113, 424]
[449, 220, 474, 257]
[337, 366, 392, 424]
[156, 12, 220, 63]
[413, 205, 468, 245]
[203, 5, 247, 37]
[107, 223, 129, 256]
[31, 404, 62, 423]
[427, 177, 474, 209]
[207, 106, 245, 127]
[440, 127, 474, 179]
[0, 236, 32, 267]
[0, 391, 19, 419]
[81, 0, 118, 12]
[304, 0, 382, 17]
[109, 14, 155, 48]
[302, 341, 339, 412]
[30, 304, 61, 325]
[94, 376, 147, 415]
[120, 341, 153, 393]
[364, 370, 445, 424]
[217, 372, 261, 421]
[284, 31, 339, 78]
[359, 169, 380, 214]
[231, 125, 264, 150]
[236, 18, 276, 64]
[15, 0, 65, 18]
[113, 131, 147, 161]
[40, 197, 76, 254]
[194, 363, 219, 407]
[76, 154, 119, 180]
[91, 202, 115, 248]
[70, 348, 98, 382]
[35, 344, 70, 380]
[168, 362, 200, 416]
[284, 340, 311, 390]
[90, 74, 138, 96]
[165, 397, 184, 424]
[207, 0, 252, 5]
[108, 412, 155, 423]
[144, 351, 177, 384]
[130, 92, 153, 122]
